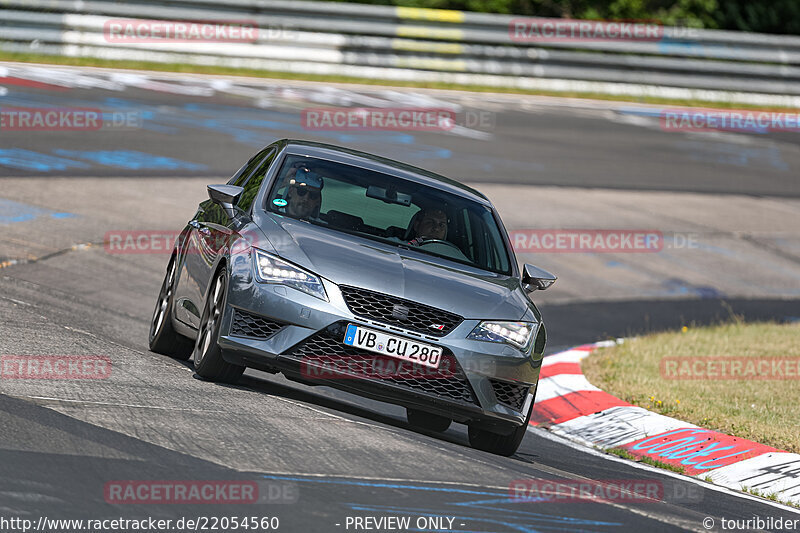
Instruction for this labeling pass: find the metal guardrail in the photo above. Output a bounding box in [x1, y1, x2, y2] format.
[2, 0, 800, 98]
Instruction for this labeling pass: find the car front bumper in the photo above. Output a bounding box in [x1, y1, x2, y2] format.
[219, 255, 542, 431]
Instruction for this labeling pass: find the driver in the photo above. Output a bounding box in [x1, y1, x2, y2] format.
[284, 165, 323, 220]
[408, 208, 448, 245]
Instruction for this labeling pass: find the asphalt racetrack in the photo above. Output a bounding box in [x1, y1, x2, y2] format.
[1, 64, 799, 532]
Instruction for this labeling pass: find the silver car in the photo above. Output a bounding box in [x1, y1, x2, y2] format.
[149, 139, 556, 456]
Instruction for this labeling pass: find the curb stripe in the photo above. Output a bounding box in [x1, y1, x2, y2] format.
[538, 362, 582, 379]
[532, 342, 800, 506]
[531, 390, 630, 426]
[0, 76, 68, 91]
[535, 373, 600, 402]
[541, 349, 592, 366]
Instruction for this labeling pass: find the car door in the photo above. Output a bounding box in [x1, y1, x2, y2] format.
[174, 147, 275, 330]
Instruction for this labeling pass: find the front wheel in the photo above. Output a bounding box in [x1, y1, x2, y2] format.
[193, 267, 245, 383]
[468, 403, 533, 457]
[149, 255, 193, 360]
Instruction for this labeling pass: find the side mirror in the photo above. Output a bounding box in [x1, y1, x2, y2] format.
[207, 184, 243, 219]
[522, 264, 557, 293]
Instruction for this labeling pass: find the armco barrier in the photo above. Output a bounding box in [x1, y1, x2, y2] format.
[2, 0, 800, 101]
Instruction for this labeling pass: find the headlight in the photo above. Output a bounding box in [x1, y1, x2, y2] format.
[253, 249, 327, 301]
[467, 321, 536, 350]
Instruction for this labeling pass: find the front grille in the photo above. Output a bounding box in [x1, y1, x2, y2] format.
[490, 379, 530, 412]
[287, 328, 477, 404]
[230, 309, 284, 339]
[339, 286, 463, 337]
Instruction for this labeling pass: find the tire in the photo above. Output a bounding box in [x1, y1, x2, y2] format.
[192, 267, 245, 383]
[149, 255, 194, 360]
[407, 408, 451, 432]
[468, 403, 533, 457]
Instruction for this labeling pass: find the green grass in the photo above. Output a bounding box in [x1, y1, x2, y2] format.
[584, 321, 800, 453]
[2, 50, 799, 111]
[742, 486, 800, 509]
[607, 447, 638, 460]
[607, 447, 685, 473]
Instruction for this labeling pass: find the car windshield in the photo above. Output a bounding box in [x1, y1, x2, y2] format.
[265, 155, 512, 275]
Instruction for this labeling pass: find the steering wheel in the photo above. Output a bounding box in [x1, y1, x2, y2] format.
[415, 239, 463, 253]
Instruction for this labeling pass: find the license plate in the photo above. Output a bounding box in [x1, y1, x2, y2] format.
[343, 324, 442, 369]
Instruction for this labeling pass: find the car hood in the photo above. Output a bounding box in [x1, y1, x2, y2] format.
[255, 214, 530, 320]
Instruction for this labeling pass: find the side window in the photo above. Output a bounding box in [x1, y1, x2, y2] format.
[228, 148, 270, 187]
[237, 149, 277, 213]
[480, 210, 510, 273]
[467, 210, 486, 267]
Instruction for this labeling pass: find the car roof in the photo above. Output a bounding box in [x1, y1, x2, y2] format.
[276, 139, 491, 205]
